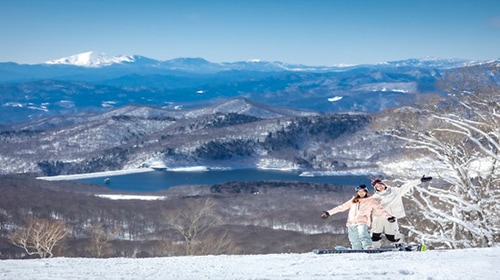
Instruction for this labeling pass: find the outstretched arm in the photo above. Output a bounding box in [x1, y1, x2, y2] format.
[399, 175, 432, 195]
[398, 179, 420, 195]
[322, 199, 352, 218]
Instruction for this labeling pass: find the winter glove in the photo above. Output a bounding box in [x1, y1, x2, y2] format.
[421, 175, 433, 183]
[387, 216, 396, 223]
[321, 211, 330, 219]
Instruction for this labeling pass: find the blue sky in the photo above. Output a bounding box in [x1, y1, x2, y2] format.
[1, 0, 499, 66]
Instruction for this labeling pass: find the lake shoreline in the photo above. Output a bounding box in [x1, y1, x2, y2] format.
[36, 168, 157, 181]
[37, 166, 381, 181]
[36, 167, 375, 195]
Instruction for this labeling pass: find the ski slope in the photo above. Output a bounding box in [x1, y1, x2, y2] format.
[0, 247, 498, 279]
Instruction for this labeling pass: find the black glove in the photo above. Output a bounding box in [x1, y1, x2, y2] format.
[321, 211, 330, 219]
[421, 175, 433, 183]
[388, 216, 396, 223]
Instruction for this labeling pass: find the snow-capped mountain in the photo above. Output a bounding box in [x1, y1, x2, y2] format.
[45, 51, 137, 67]
[43, 51, 336, 72]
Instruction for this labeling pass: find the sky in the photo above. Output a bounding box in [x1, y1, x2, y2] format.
[0, 247, 498, 279]
[1, 0, 499, 66]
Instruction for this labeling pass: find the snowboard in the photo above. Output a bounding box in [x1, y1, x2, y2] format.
[313, 248, 393, 254]
[312, 244, 427, 254]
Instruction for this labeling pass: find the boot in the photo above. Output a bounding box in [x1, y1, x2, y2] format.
[394, 234, 406, 248]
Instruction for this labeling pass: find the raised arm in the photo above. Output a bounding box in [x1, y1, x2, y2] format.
[399, 175, 432, 195]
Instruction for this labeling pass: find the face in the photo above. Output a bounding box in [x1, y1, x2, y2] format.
[375, 183, 385, 191]
[357, 189, 367, 197]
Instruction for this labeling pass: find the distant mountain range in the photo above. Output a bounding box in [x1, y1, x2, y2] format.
[0, 51, 496, 125]
[40, 51, 474, 71]
[1, 52, 498, 176]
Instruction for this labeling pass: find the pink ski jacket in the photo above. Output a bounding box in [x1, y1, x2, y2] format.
[326, 197, 392, 227]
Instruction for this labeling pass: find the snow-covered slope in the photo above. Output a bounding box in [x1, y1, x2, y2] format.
[0, 247, 498, 279]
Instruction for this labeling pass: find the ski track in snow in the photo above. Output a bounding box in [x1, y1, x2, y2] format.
[0, 247, 499, 279]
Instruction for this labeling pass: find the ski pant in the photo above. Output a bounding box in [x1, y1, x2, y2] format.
[347, 224, 373, 250]
[371, 215, 401, 248]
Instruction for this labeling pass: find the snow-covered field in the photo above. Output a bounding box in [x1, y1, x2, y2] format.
[1, 247, 498, 280]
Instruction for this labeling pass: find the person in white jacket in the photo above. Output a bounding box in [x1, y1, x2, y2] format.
[370, 176, 432, 248]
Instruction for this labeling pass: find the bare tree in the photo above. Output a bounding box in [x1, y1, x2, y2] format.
[85, 221, 118, 258]
[8, 218, 70, 258]
[196, 230, 241, 255]
[379, 65, 500, 248]
[165, 198, 223, 255]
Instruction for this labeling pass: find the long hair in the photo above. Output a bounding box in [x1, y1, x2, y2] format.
[352, 190, 369, 203]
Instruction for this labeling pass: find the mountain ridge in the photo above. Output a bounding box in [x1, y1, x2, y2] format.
[1, 56, 498, 125]
[13, 50, 477, 70]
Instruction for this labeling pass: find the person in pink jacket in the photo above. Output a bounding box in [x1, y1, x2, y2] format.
[321, 184, 395, 250]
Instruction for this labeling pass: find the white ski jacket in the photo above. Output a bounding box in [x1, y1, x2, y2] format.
[372, 179, 420, 219]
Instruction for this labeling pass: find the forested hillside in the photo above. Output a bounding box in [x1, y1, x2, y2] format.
[0, 101, 380, 176]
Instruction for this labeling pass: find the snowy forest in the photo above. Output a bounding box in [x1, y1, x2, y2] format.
[0, 65, 499, 259]
[373, 64, 500, 249]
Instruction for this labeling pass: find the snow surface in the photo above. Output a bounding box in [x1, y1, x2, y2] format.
[327, 96, 343, 102]
[0, 247, 498, 280]
[94, 194, 166, 200]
